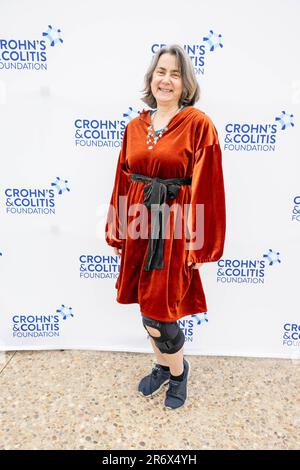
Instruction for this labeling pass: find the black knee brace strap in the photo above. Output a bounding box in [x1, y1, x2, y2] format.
[142, 315, 185, 354]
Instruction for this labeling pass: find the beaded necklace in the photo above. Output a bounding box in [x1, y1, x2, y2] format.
[146, 104, 185, 150]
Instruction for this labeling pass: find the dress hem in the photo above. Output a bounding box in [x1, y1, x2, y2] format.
[115, 297, 207, 321]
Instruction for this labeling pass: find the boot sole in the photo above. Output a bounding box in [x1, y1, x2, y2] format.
[138, 378, 170, 398]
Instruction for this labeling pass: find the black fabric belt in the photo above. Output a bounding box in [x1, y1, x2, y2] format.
[130, 173, 192, 271]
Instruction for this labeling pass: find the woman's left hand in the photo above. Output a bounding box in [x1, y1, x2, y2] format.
[187, 261, 203, 269]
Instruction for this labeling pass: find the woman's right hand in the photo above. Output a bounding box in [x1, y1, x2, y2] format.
[113, 246, 122, 257]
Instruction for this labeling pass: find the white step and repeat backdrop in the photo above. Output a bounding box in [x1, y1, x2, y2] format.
[1, 0, 299, 359]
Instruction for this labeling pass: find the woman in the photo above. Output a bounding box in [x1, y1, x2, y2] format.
[105, 44, 226, 410]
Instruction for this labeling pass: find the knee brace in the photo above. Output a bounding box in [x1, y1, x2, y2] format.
[142, 315, 185, 354]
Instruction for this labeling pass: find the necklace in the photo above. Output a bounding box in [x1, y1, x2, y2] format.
[146, 105, 184, 150]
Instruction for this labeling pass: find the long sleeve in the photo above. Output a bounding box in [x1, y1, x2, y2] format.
[105, 124, 130, 249]
[187, 116, 226, 264]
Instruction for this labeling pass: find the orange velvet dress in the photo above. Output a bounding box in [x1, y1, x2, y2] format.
[105, 105, 226, 322]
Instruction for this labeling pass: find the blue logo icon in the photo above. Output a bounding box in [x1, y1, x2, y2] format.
[56, 304, 74, 320]
[42, 25, 63, 47]
[51, 177, 70, 195]
[123, 107, 140, 122]
[191, 313, 208, 325]
[263, 249, 281, 266]
[275, 111, 294, 130]
[203, 30, 223, 51]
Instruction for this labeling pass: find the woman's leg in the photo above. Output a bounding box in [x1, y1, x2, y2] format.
[164, 345, 184, 376]
[146, 326, 184, 376]
[149, 336, 169, 366]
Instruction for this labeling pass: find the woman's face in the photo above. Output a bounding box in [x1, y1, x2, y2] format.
[151, 53, 183, 108]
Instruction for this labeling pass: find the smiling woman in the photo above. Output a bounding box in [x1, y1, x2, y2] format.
[149, 54, 184, 129]
[141, 45, 200, 110]
[105, 44, 226, 410]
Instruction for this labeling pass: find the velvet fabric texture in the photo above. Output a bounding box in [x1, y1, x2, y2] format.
[105, 105, 226, 322]
[130, 172, 192, 271]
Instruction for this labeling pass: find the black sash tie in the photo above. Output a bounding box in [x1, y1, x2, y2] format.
[130, 173, 192, 271]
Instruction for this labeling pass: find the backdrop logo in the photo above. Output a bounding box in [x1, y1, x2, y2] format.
[217, 249, 281, 284]
[79, 254, 120, 279]
[3, 176, 70, 215]
[0, 25, 63, 71]
[282, 323, 300, 348]
[292, 196, 300, 221]
[123, 107, 140, 121]
[74, 108, 136, 148]
[179, 313, 208, 344]
[223, 111, 294, 152]
[151, 32, 223, 75]
[11, 304, 74, 339]
[42, 25, 63, 47]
